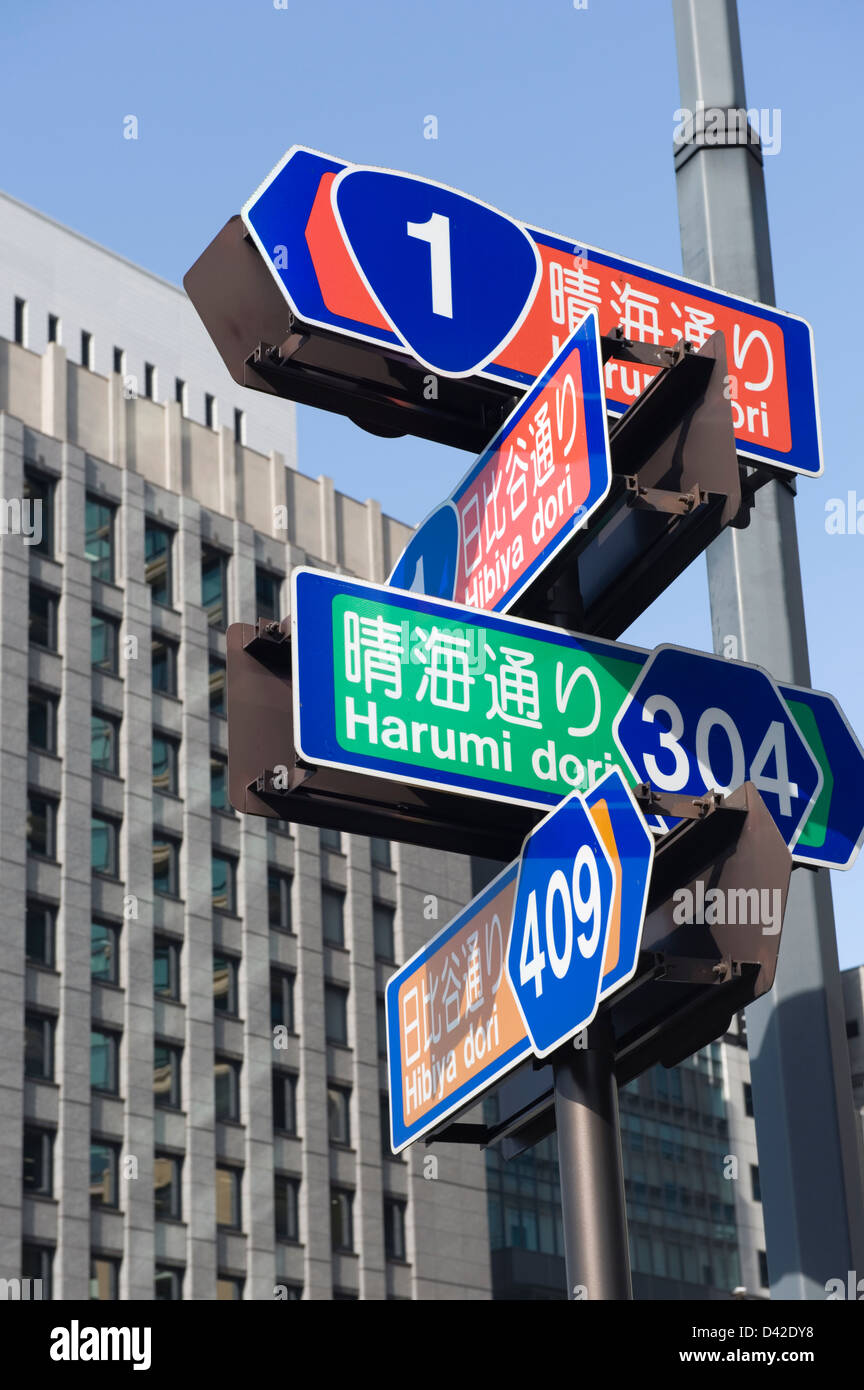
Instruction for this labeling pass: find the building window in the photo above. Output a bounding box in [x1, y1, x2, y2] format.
[47, 313, 60, 345]
[145, 521, 173, 607]
[154, 1154, 183, 1220]
[751, 1164, 762, 1203]
[255, 567, 281, 622]
[322, 888, 345, 948]
[22, 1245, 53, 1300]
[13, 296, 26, 345]
[27, 793, 58, 860]
[23, 467, 54, 557]
[209, 655, 227, 715]
[89, 1256, 119, 1301]
[28, 689, 58, 753]
[744, 1082, 754, 1118]
[758, 1249, 769, 1288]
[380, 1093, 394, 1158]
[275, 1176, 300, 1242]
[847, 1018, 860, 1039]
[154, 1266, 183, 1300]
[24, 1014, 54, 1080]
[90, 1030, 120, 1094]
[214, 1057, 241, 1121]
[92, 814, 120, 878]
[330, 1188, 354, 1252]
[91, 919, 120, 984]
[91, 711, 120, 774]
[92, 612, 120, 674]
[154, 1043, 182, 1110]
[151, 635, 178, 695]
[272, 1070, 297, 1134]
[270, 970, 295, 1032]
[371, 837, 391, 868]
[144, 362, 156, 399]
[376, 996, 387, 1058]
[234, 408, 245, 444]
[215, 1166, 242, 1229]
[152, 732, 179, 795]
[268, 871, 293, 933]
[210, 755, 229, 812]
[204, 393, 216, 429]
[384, 1199, 408, 1262]
[153, 935, 181, 1000]
[201, 545, 228, 628]
[325, 985, 349, 1046]
[81, 330, 93, 368]
[90, 1142, 119, 1208]
[217, 1276, 243, 1301]
[113, 346, 125, 375]
[373, 902, 396, 963]
[327, 1086, 351, 1147]
[320, 828, 342, 853]
[175, 378, 186, 413]
[85, 496, 115, 582]
[23, 1127, 53, 1196]
[26, 899, 56, 967]
[212, 853, 236, 914]
[213, 955, 239, 1014]
[29, 586, 58, 650]
[153, 835, 180, 897]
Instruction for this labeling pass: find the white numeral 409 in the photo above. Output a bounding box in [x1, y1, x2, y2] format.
[518, 845, 603, 999]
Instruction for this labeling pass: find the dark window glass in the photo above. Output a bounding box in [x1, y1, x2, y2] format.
[92, 815, 119, 877]
[81, 330, 93, 368]
[255, 568, 281, 622]
[233, 409, 244, 444]
[28, 690, 57, 752]
[322, 888, 345, 948]
[272, 1071, 297, 1134]
[270, 971, 295, 1032]
[151, 636, 178, 695]
[154, 1043, 182, 1110]
[26, 900, 56, 967]
[112, 346, 124, 374]
[371, 837, 391, 868]
[373, 902, 395, 963]
[91, 920, 119, 984]
[268, 871, 293, 932]
[152, 733, 179, 795]
[376, 996, 387, 1058]
[210, 756, 229, 811]
[213, 955, 239, 1014]
[212, 853, 236, 914]
[175, 378, 186, 412]
[846, 1018, 860, 1039]
[320, 828, 342, 852]
[380, 1093, 395, 1158]
[153, 935, 180, 1000]
[275, 1176, 300, 1241]
[330, 1188, 354, 1252]
[384, 1199, 407, 1261]
[327, 1086, 351, 1147]
[24, 1014, 54, 1080]
[89, 1256, 119, 1301]
[154, 1154, 182, 1220]
[744, 1082, 754, 1117]
[23, 468, 54, 557]
[90, 1030, 119, 1093]
[325, 985, 349, 1046]
[85, 496, 115, 582]
[201, 545, 228, 628]
[204, 393, 215, 429]
[90, 1142, 119, 1207]
[91, 612, 119, 674]
[27, 794, 57, 860]
[215, 1058, 240, 1121]
[23, 1127, 53, 1195]
[91, 712, 119, 773]
[144, 362, 156, 399]
[48, 313, 60, 344]
[29, 586, 58, 650]
[751, 1165, 761, 1203]
[153, 836, 179, 897]
[209, 655, 226, 715]
[22, 1244, 53, 1298]
[154, 1266, 183, 1300]
[758, 1250, 769, 1287]
[14, 296, 26, 344]
[215, 1166, 241, 1229]
[145, 522, 173, 607]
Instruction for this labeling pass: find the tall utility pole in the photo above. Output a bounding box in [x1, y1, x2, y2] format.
[672, 0, 864, 1297]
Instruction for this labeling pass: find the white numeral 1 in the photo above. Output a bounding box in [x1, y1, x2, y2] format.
[406, 212, 453, 318]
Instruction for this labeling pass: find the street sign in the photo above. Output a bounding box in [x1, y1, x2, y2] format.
[777, 684, 864, 871]
[506, 770, 654, 1058]
[388, 311, 612, 612]
[239, 145, 822, 476]
[288, 569, 851, 863]
[386, 767, 653, 1150]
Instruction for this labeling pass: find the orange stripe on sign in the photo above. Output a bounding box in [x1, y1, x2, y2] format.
[589, 798, 621, 977]
[304, 172, 392, 331]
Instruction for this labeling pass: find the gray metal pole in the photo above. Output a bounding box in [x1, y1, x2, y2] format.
[672, 0, 864, 1297]
[553, 1028, 632, 1300]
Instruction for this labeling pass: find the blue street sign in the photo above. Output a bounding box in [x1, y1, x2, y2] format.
[614, 645, 823, 852]
[777, 684, 864, 871]
[388, 312, 612, 614]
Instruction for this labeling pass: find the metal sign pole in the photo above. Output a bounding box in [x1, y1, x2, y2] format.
[672, 0, 864, 1295]
[554, 1020, 632, 1300]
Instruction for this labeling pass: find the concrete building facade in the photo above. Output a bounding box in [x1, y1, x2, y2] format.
[0, 193, 492, 1301]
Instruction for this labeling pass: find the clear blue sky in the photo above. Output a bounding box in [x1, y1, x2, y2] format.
[3, 0, 862, 964]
